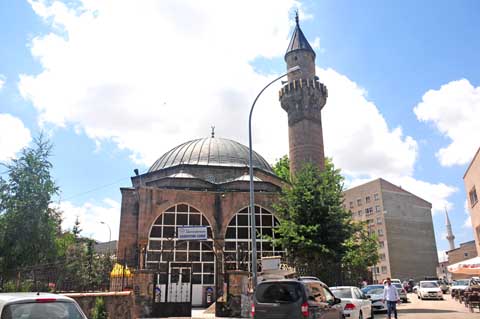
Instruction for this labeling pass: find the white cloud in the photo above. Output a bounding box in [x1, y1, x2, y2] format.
[20, 0, 456, 213]
[414, 79, 480, 166]
[0, 114, 32, 162]
[0, 74, 6, 90]
[57, 198, 120, 242]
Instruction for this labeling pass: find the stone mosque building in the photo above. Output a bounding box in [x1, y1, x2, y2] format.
[116, 15, 328, 306]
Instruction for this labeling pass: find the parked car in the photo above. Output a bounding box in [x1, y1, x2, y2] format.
[252, 279, 343, 319]
[392, 283, 407, 303]
[382, 279, 401, 285]
[417, 281, 443, 300]
[330, 286, 373, 319]
[450, 279, 469, 295]
[361, 285, 386, 313]
[437, 279, 449, 294]
[0, 292, 87, 319]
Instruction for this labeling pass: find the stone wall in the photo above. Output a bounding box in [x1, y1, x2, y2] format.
[64, 291, 134, 319]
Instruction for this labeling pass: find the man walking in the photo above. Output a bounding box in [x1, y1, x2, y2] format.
[382, 277, 400, 319]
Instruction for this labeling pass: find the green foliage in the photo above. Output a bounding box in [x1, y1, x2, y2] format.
[272, 155, 291, 182]
[271, 157, 379, 284]
[92, 296, 108, 319]
[0, 134, 61, 272]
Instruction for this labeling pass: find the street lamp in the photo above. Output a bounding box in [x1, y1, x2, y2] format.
[248, 65, 300, 289]
[100, 221, 112, 243]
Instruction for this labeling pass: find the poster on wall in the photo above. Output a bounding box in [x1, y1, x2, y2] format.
[177, 226, 208, 240]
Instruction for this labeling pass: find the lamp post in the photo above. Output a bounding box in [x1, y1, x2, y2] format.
[248, 65, 300, 289]
[100, 221, 112, 243]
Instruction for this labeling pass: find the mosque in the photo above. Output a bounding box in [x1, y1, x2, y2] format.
[116, 15, 327, 306]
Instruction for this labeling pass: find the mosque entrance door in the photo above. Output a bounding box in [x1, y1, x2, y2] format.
[152, 262, 192, 317]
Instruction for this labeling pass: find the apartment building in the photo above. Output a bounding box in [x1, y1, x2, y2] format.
[343, 178, 438, 283]
[464, 147, 480, 255]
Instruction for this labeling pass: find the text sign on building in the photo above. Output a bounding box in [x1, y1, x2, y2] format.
[177, 226, 208, 240]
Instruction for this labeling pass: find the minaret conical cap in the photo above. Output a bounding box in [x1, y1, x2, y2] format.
[285, 12, 316, 60]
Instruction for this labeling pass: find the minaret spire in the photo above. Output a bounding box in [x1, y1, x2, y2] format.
[445, 207, 456, 251]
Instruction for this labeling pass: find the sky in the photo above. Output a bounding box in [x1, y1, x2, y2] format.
[0, 0, 479, 260]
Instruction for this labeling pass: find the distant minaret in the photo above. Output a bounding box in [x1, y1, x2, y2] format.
[279, 12, 328, 176]
[445, 208, 456, 251]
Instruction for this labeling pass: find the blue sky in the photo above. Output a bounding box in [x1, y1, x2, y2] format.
[0, 0, 479, 259]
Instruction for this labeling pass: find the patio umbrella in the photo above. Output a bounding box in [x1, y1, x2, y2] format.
[447, 256, 480, 275]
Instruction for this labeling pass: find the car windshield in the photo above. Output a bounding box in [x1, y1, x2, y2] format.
[420, 282, 438, 288]
[393, 283, 402, 289]
[453, 280, 469, 286]
[331, 288, 352, 299]
[255, 282, 303, 304]
[362, 285, 384, 295]
[1, 301, 84, 319]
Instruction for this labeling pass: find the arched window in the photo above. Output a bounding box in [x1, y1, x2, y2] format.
[146, 204, 215, 285]
[224, 206, 281, 271]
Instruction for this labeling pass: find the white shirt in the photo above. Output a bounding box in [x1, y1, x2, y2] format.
[383, 284, 399, 301]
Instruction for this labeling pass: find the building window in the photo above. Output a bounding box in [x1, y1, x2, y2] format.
[465, 252, 469, 258]
[470, 186, 478, 207]
[349, 201, 354, 208]
[376, 217, 382, 224]
[367, 218, 374, 225]
[146, 204, 215, 285]
[365, 207, 373, 215]
[358, 210, 362, 217]
[365, 196, 371, 203]
[379, 241, 385, 248]
[357, 198, 362, 206]
[224, 206, 281, 271]
[381, 266, 387, 274]
[375, 205, 381, 213]
[379, 254, 386, 261]
[378, 229, 384, 236]
[374, 193, 379, 201]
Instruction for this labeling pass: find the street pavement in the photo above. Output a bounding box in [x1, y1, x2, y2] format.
[160, 293, 480, 318]
[377, 292, 480, 319]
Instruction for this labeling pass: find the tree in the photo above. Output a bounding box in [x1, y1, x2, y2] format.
[272, 155, 291, 182]
[271, 157, 378, 285]
[92, 296, 108, 319]
[0, 134, 61, 272]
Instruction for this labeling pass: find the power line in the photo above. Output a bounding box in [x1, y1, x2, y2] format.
[60, 176, 132, 201]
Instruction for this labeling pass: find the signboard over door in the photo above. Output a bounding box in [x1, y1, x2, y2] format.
[177, 226, 208, 240]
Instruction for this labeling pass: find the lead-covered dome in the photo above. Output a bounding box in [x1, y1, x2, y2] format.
[149, 137, 273, 174]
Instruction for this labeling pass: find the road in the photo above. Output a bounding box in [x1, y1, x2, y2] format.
[375, 293, 480, 319]
[163, 292, 480, 318]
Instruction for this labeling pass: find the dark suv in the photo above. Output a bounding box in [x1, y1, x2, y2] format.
[252, 279, 343, 319]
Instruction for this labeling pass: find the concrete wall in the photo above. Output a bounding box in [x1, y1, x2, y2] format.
[382, 186, 438, 282]
[64, 292, 134, 319]
[464, 148, 480, 256]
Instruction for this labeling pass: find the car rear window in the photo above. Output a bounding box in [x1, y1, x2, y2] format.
[1, 301, 84, 319]
[256, 282, 303, 304]
[330, 288, 352, 298]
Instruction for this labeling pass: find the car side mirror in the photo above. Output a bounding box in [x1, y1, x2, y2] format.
[365, 294, 371, 299]
[333, 297, 341, 305]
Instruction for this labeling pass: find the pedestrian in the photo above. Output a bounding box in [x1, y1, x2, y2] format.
[362, 278, 368, 288]
[382, 277, 400, 319]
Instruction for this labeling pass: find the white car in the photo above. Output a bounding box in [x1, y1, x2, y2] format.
[331, 286, 373, 319]
[382, 279, 401, 285]
[417, 281, 443, 300]
[0, 292, 87, 319]
[361, 285, 386, 313]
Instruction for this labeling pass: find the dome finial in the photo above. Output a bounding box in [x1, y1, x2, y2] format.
[295, 10, 299, 26]
[211, 125, 215, 138]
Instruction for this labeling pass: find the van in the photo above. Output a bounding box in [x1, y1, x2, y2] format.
[252, 279, 343, 319]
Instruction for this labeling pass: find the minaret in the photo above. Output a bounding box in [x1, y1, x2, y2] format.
[279, 12, 328, 176]
[445, 208, 456, 251]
